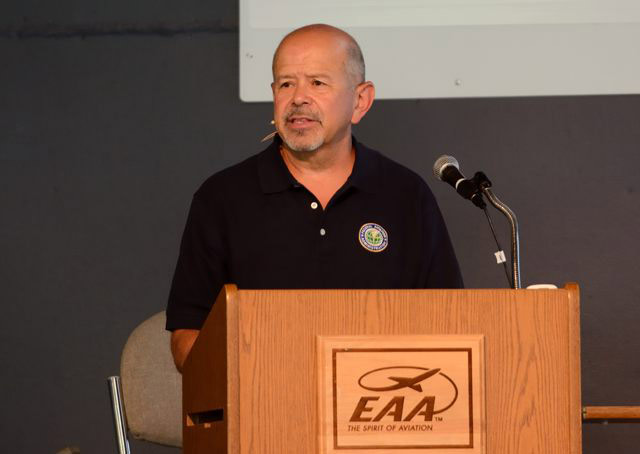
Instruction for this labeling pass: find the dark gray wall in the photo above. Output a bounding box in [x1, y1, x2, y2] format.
[1, 2, 639, 452]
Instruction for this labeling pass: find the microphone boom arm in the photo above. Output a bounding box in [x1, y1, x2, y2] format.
[475, 173, 522, 289]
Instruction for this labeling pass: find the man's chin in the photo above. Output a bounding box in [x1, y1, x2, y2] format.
[281, 134, 323, 153]
[287, 144, 321, 153]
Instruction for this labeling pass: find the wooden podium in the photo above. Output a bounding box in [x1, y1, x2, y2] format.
[182, 284, 582, 454]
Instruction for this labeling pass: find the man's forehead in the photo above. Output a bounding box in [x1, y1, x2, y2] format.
[280, 26, 348, 49]
[274, 35, 347, 73]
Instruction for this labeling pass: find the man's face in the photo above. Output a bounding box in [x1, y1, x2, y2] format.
[271, 32, 358, 153]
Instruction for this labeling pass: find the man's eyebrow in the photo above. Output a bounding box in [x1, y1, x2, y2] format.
[308, 73, 332, 80]
[275, 73, 332, 80]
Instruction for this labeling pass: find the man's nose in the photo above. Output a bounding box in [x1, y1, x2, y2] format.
[292, 82, 310, 105]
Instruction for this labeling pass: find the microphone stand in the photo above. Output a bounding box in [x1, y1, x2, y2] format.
[474, 172, 522, 289]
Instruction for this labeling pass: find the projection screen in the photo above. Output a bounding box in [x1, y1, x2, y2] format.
[239, 0, 640, 101]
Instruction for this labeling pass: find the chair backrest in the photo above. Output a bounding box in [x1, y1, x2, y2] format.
[120, 312, 182, 447]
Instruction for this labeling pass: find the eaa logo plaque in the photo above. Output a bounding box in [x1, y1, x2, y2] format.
[317, 336, 485, 454]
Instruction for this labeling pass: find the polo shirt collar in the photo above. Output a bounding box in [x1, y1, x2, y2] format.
[257, 134, 380, 194]
[347, 136, 380, 194]
[257, 135, 299, 194]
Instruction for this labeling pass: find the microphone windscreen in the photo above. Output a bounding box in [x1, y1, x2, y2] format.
[433, 155, 459, 181]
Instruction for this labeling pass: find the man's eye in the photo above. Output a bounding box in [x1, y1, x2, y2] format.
[280, 82, 291, 88]
[312, 80, 324, 86]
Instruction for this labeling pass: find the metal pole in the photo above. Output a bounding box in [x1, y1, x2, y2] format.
[481, 187, 522, 289]
[108, 376, 131, 454]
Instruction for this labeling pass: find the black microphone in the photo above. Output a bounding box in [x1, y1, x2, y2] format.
[433, 155, 486, 209]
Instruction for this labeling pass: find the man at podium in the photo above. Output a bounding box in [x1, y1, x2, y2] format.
[166, 24, 463, 372]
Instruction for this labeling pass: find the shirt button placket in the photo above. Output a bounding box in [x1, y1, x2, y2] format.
[309, 200, 326, 237]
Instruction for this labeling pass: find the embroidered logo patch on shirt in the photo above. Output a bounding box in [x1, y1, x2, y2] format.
[358, 223, 389, 253]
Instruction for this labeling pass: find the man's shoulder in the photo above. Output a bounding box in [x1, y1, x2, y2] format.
[358, 141, 431, 193]
[193, 147, 269, 200]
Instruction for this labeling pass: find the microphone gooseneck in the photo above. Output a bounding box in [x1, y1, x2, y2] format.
[476, 174, 522, 289]
[433, 156, 522, 289]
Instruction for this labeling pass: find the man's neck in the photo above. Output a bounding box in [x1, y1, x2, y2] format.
[280, 135, 356, 209]
[280, 134, 354, 172]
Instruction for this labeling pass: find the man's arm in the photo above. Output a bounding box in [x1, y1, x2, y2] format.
[170, 329, 199, 373]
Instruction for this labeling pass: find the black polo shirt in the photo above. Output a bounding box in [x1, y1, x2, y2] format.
[166, 136, 463, 331]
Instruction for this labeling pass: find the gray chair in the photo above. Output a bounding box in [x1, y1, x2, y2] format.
[108, 312, 182, 453]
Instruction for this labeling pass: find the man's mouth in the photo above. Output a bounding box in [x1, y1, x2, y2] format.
[285, 116, 318, 131]
[288, 116, 317, 125]
[284, 110, 321, 129]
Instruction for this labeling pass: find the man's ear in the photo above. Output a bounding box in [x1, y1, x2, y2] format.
[351, 81, 375, 125]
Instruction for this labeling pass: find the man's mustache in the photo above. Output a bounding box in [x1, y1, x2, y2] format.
[284, 109, 321, 122]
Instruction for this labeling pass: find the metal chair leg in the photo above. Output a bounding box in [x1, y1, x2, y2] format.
[108, 376, 131, 454]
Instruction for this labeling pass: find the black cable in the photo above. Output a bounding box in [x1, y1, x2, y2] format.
[482, 205, 512, 287]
